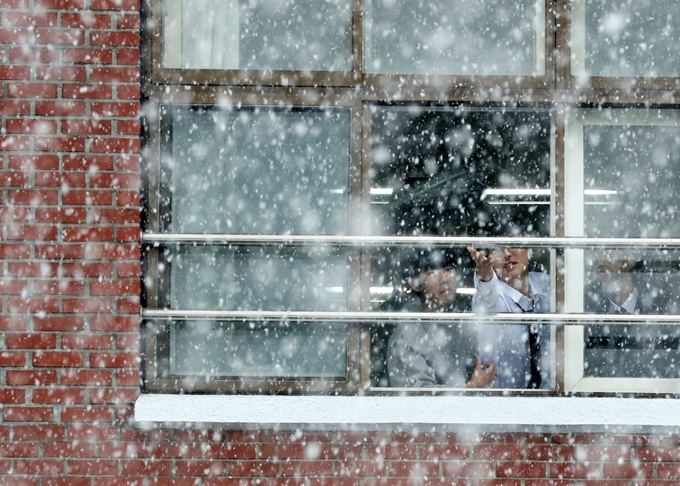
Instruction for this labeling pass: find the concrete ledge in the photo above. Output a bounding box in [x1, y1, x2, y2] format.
[134, 395, 680, 433]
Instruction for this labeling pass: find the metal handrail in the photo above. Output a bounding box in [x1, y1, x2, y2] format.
[140, 234, 680, 249]
[142, 309, 680, 326]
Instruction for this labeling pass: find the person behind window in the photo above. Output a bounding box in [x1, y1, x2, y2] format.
[387, 248, 497, 388]
[467, 244, 551, 389]
[587, 250, 647, 314]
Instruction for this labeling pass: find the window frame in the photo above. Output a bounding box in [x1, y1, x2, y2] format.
[141, 0, 680, 397]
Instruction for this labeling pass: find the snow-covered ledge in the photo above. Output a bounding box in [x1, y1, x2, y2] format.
[135, 395, 680, 433]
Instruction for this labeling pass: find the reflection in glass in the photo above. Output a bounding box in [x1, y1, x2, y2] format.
[572, 0, 680, 77]
[162, 0, 353, 71]
[370, 105, 553, 237]
[364, 0, 543, 75]
[163, 106, 350, 235]
[170, 320, 348, 379]
[582, 121, 680, 378]
[165, 246, 349, 311]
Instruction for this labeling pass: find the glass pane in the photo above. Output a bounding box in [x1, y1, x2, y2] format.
[164, 246, 349, 311]
[574, 0, 680, 77]
[370, 105, 553, 237]
[581, 119, 680, 378]
[364, 0, 543, 75]
[163, 106, 350, 235]
[162, 0, 353, 71]
[170, 320, 348, 379]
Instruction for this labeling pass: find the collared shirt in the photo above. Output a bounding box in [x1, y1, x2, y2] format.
[607, 287, 640, 314]
[471, 272, 551, 389]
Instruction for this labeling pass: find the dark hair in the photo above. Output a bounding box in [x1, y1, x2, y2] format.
[401, 247, 464, 281]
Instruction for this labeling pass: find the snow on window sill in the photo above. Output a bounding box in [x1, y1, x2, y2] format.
[134, 395, 680, 433]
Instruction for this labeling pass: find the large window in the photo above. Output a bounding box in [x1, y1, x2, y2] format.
[142, 0, 680, 395]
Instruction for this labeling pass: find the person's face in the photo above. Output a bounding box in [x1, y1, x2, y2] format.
[411, 266, 459, 310]
[490, 248, 531, 282]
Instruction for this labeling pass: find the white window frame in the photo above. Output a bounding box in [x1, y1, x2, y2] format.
[563, 106, 680, 394]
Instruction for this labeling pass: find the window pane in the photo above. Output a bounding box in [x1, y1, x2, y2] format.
[162, 0, 353, 71]
[369, 105, 553, 237]
[364, 0, 544, 75]
[164, 246, 349, 311]
[169, 320, 348, 379]
[572, 0, 680, 77]
[163, 106, 350, 235]
[565, 110, 680, 382]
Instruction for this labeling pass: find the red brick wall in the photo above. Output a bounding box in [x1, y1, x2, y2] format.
[1, 1, 680, 484]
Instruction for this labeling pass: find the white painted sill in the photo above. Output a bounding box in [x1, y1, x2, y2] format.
[134, 395, 680, 433]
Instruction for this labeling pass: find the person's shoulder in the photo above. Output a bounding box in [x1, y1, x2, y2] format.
[530, 271, 550, 285]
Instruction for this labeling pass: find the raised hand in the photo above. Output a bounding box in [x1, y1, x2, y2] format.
[466, 355, 497, 388]
[467, 246, 495, 282]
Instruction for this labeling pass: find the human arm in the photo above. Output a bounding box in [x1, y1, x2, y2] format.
[465, 356, 497, 388]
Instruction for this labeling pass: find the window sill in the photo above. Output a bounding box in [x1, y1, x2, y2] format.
[134, 395, 680, 433]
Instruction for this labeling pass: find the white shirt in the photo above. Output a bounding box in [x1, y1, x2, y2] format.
[472, 272, 551, 389]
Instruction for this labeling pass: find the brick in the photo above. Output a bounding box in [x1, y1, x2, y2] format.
[121, 460, 173, 476]
[0, 243, 31, 258]
[497, 461, 547, 478]
[91, 0, 140, 11]
[0, 63, 31, 80]
[33, 388, 85, 405]
[0, 315, 28, 331]
[6, 224, 59, 241]
[67, 459, 118, 475]
[89, 387, 138, 404]
[116, 297, 140, 314]
[63, 189, 114, 205]
[282, 461, 334, 477]
[473, 444, 525, 460]
[117, 227, 141, 242]
[66, 424, 118, 441]
[8, 188, 59, 205]
[115, 154, 140, 170]
[229, 461, 279, 477]
[175, 460, 227, 476]
[6, 83, 58, 99]
[35, 136, 87, 153]
[63, 298, 115, 313]
[36, 101, 87, 117]
[0, 170, 29, 185]
[549, 462, 602, 479]
[117, 84, 141, 100]
[62, 333, 113, 349]
[34, 315, 85, 331]
[6, 333, 58, 349]
[36, 66, 87, 81]
[6, 11, 58, 27]
[0, 279, 28, 294]
[93, 101, 140, 119]
[6, 118, 58, 133]
[34, 243, 85, 260]
[420, 444, 470, 460]
[8, 297, 61, 313]
[116, 13, 140, 29]
[43, 478, 92, 486]
[91, 316, 139, 331]
[62, 369, 113, 386]
[365, 444, 417, 460]
[8, 46, 60, 63]
[90, 31, 139, 47]
[117, 48, 141, 65]
[12, 459, 64, 475]
[117, 262, 140, 278]
[34, 0, 86, 8]
[89, 208, 140, 224]
[33, 351, 84, 368]
[115, 333, 139, 350]
[35, 28, 85, 45]
[62, 47, 114, 64]
[0, 389, 26, 404]
[442, 461, 495, 478]
[64, 155, 114, 171]
[87, 244, 140, 260]
[36, 209, 88, 224]
[62, 407, 114, 423]
[0, 207, 31, 222]
[8, 262, 59, 277]
[117, 119, 141, 135]
[8, 154, 59, 170]
[6, 370, 58, 386]
[602, 463, 653, 479]
[3, 407, 54, 422]
[99, 441, 149, 458]
[115, 369, 140, 386]
[62, 119, 112, 135]
[63, 227, 115, 242]
[61, 12, 112, 29]
[636, 446, 680, 462]
[90, 67, 140, 83]
[658, 463, 680, 479]
[0, 442, 39, 457]
[0, 135, 31, 151]
[63, 85, 113, 101]
[62, 262, 113, 277]
[90, 137, 141, 154]
[527, 445, 576, 461]
[90, 279, 140, 296]
[35, 171, 87, 187]
[13, 425, 64, 441]
[90, 352, 140, 368]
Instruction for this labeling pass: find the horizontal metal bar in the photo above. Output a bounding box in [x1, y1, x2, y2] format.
[141, 234, 680, 250]
[142, 309, 680, 326]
